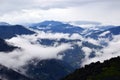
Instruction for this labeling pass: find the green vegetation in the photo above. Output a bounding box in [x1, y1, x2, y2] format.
[62, 57, 120, 80]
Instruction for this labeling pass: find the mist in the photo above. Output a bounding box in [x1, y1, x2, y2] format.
[0, 32, 77, 68]
[0, 29, 120, 70]
[81, 34, 120, 66]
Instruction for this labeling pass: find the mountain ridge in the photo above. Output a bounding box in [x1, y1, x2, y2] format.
[29, 21, 84, 34]
[0, 25, 35, 39]
[62, 56, 120, 80]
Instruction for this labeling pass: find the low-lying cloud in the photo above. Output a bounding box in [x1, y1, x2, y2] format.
[0, 32, 83, 68]
[0, 29, 120, 70]
[82, 34, 120, 66]
[0, 33, 75, 68]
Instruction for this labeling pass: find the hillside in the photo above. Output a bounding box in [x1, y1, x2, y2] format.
[86, 26, 120, 39]
[0, 64, 33, 80]
[25, 59, 74, 80]
[0, 38, 17, 52]
[30, 21, 84, 34]
[62, 57, 120, 80]
[0, 25, 35, 39]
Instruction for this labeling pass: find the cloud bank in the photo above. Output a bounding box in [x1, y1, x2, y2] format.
[0, 34, 75, 68]
[82, 34, 120, 66]
[0, 28, 120, 70]
[0, 31, 83, 68]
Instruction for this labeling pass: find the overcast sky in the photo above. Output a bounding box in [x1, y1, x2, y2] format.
[0, 0, 120, 25]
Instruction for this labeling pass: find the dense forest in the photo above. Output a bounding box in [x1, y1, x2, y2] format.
[62, 57, 120, 80]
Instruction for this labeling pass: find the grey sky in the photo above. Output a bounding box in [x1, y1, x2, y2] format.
[0, 0, 120, 25]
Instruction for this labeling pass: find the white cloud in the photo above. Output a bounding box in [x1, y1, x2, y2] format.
[0, 34, 73, 68]
[82, 34, 120, 66]
[82, 47, 93, 67]
[84, 38, 100, 45]
[0, 0, 120, 25]
[16, 31, 83, 40]
[0, 0, 108, 12]
[0, 31, 83, 68]
[99, 31, 110, 37]
[82, 47, 92, 57]
[0, 0, 119, 12]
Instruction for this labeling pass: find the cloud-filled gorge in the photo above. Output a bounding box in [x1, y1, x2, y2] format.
[0, 32, 83, 68]
[0, 0, 120, 80]
[0, 30, 120, 71]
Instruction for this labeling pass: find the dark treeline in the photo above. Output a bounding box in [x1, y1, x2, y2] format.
[62, 56, 120, 80]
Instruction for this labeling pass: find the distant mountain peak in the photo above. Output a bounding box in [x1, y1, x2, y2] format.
[0, 24, 35, 39]
[33, 20, 67, 27]
[30, 20, 84, 34]
[0, 22, 10, 26]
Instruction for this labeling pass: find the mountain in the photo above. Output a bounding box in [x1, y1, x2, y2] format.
[37, 38, 102, 68]
[0, 21, 119, 80]
[62, 57, 120, 80]
[85, 26, 120, 39]
[0, 38, 17, 52]
[0, 64, 33, 80]
[29, 21, 84, 34]
[24, 59, 74, 80]
[0, 22, 10, 26]
[105, 26, 120, 35]
[81, 25, 114, 36]
[20, 38, 102, 80]
[0, 25, 35, 39]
